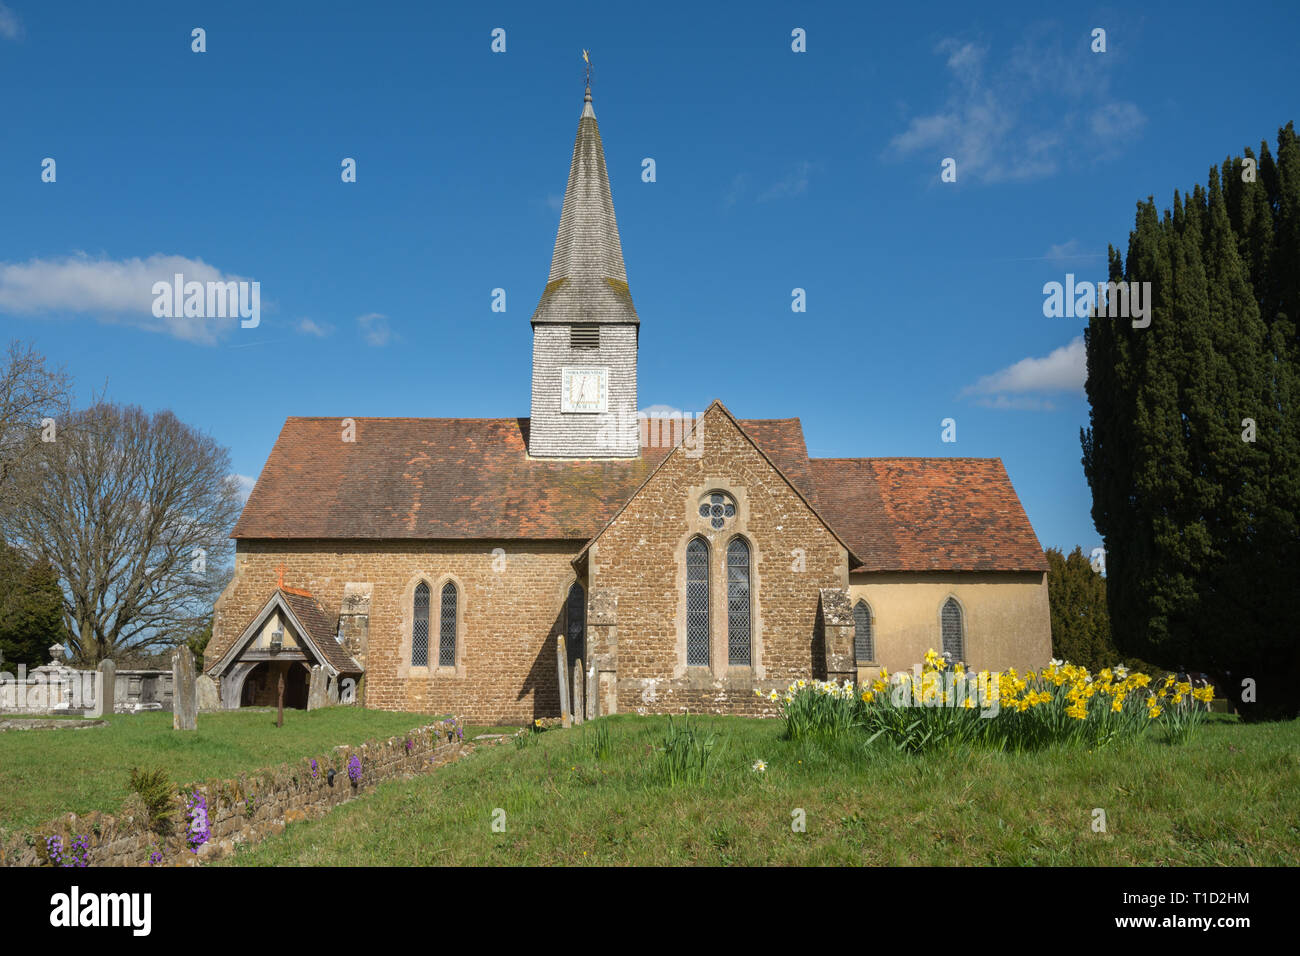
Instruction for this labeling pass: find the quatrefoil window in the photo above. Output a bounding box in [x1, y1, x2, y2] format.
[698, 492, 737, 530]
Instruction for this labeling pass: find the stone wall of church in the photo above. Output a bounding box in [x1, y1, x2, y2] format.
[848, 571, 1052, 676]
[211, 540, 583, 723]
[585, 407, 850, 716]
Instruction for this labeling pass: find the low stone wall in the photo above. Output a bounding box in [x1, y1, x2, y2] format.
[0, 721, 514, 867]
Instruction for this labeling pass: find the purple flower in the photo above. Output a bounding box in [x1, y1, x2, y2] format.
[310, 758, 319, 779]
[347, 754, 362, 784]
[185, 792, 210, 854]
[46, 834, 89, 867]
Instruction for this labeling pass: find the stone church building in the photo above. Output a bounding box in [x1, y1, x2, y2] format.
[208, 84, 1051, 723]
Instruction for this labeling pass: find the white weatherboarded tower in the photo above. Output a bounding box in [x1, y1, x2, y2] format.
[528, 83, 639, 459]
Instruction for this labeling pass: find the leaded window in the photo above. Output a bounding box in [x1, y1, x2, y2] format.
[412, 582, 429, 666]
[941, 597, 964, 662]
[438, 582, 458, 667]
[566, 581, 586, 668]
[853, 600, 874, 663]
[686, 537, 710, 666]
[727, 537, 751, 666]
[697, 491, 737, 531]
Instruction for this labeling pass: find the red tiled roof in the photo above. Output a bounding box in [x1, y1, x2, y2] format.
[809, 458, 1047, 572]
[234, 419, 1046, 573]
[232, 417, 812, 541]
[738, 418, 819, 504]
[280, 590, 363, 675]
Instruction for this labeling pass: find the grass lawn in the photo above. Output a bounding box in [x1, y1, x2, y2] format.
[0, 708, 443, 832]
[221, 713, 1300, 866]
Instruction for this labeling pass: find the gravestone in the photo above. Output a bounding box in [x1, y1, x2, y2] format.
[326, 675, 339, 705]
[196, 674, 220, 712]
[172, 646, 197, 731]
[90, 659, 116, 717]
[307, 665, 328, 711]
[571, 659, 584, 726]
[556, 635, 571, 728]
[818, 589, 857, 686]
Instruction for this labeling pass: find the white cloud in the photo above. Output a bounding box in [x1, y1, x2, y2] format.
[971, 394, 1060, 411]
[0, 3, 23, 40]
[758, 161, 816, 201]
[1088, 101, 1147, 157]
[234, 474, 257, 503]
[942, 39, 986, 82]
[297, 318, 332, 337]
[725, 163, 818, 206]
[0, 253, 258, 345]
[357, 312, 392, 346]
[1043, 239, 1104, 264]
[887, 29, 1146, 183]
[960, 336, 1086, 410]
[723, 173, 750, 207]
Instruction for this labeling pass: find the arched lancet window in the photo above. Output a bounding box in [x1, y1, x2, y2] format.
[438, 582, 458, 667]
[566, 581, 586, 668]
[853, 600, 874, 664]
[412, 582, 430, 667]
[941, 597, 964, 662]
[727, 537, 751, 666]
[686, 537, 710, 666]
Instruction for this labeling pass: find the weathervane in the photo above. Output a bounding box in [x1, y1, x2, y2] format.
[582, 49, 592, 90]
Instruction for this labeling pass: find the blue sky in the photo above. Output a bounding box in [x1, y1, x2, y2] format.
[2, 0, 1297, 553]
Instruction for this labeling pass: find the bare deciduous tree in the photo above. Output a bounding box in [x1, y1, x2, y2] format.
[1, 402, 241, 664]
[0, 340, 72, 521]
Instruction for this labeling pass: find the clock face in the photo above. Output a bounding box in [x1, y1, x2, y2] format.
[561, 366, 608, 413]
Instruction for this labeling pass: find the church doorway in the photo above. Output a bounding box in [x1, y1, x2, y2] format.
[239, 661, 310, 709]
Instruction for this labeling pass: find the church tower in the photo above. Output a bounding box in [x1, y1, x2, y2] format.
[528, 81, 639, 459]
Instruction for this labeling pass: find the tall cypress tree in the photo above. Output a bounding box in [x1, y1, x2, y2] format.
[0, 543, 67, 669]
[1083, 124, 1300, 719]
[1045, 546, 1116, 672]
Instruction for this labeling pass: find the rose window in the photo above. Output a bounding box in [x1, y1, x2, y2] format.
[698, 492, 737, 530]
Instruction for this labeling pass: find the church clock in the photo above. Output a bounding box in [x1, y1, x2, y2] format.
[561, 366, 608, 414]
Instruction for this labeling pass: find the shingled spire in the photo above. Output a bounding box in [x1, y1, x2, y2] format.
[530, 84, 639, 325]
[527, 69, 640, 460]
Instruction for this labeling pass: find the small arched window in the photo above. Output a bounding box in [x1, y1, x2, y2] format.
[566, 581, 586, 667]
[727, 537, 751, 666]
[853, 600, 874, 664]
[412, 581, 430, 667]
[438, 582, 458, 667]
[686, 537, 710, 666]
[941, 597, 964, 662]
